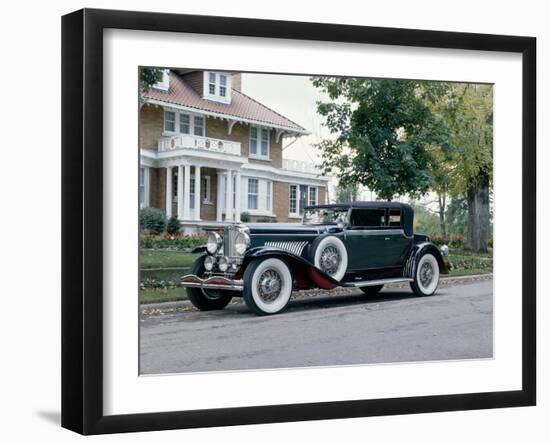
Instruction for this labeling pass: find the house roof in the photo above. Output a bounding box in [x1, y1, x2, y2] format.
[144, 72, 309, 135]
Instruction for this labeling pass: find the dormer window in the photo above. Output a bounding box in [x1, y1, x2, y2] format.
[203, 71, 231, 104]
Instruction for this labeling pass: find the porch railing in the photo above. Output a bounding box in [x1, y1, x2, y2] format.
[158, 134, 241, 156]
[282, 158, 322, 175]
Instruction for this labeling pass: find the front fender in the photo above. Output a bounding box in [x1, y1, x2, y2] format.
[236, 247, 340, 290]
[405, 242, 450, 277]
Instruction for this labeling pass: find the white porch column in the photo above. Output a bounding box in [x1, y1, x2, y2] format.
[216, 172, 224, 222]
[165, 166, 173, 217]
[177, 165, 184, 220]
[194, 166, 201, 220]
[225, 170, 233, 221]
[183, 164, 191, 220]
[234, 171, 241, 222]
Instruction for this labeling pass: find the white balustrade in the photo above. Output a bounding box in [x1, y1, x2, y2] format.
[158, 134, 241, 156]
[282, 158, 321, 175]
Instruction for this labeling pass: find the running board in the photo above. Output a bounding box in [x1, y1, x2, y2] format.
[345, 277, 413, 288]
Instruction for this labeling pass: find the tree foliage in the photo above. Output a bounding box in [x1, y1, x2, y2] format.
[311, 77, 448, 200]
[335, 181, 359, 203]
[140, 68, 164, 94]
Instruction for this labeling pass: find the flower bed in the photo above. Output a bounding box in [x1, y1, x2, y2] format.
[139, 233, 207, 250]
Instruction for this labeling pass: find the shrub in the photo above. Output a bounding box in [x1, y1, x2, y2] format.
[140, 233, 207, 250]
[256, 216, 277, 223]
[430, 236, 465, 249]
[140, 207, 166, 234]
[240, 212, 251, 222]
[487, 238, 494, 249]
[166, 216, 181, 235]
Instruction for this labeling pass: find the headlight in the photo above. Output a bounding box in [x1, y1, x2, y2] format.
[204, 256, 214, 271]
[206, 232, 222, 255]
[218, 256, 229, 272]
[440, 244, 450, 256]
[235, 232, 250, 256]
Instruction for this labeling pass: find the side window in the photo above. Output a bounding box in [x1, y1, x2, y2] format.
[388, 209, 402, 227]
[349, 209, 386, 228]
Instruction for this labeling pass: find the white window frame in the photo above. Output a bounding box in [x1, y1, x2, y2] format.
[289, 184, 318, 218]
[308, 186, 318, 207]
[163, 110, 176, 132]
[247, 178, 259, 210]
[202, 176, 212, 204]
[139, 167, 150, 208]
[249, 126, 270, 160]
[202, 71, 231, 104]
[163, 109, 205, 137]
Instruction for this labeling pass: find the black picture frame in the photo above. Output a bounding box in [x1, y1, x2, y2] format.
[61, 8, 536, 435]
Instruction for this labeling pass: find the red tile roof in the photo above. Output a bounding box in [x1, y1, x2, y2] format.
[144, 72, 308, 134]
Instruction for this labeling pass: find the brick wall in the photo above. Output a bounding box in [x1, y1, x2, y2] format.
[139, 104, 163, 150]
[205, 117, 283, 168]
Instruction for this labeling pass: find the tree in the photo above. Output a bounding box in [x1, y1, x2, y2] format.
[440, 84, 493, 252]
[311, 77, 448, 201]
[335, 181, 359, 203]
[140, 68, 164, 94]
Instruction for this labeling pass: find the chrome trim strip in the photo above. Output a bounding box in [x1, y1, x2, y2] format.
[265, 241, 308, 256]
[348, 277, 414, 288]
[181, 274, 244, 291]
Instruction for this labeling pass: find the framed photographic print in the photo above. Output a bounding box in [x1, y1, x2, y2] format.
[61, 8, 536, 435]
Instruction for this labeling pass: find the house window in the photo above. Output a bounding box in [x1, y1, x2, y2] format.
[248, 178, 259, 210]
[202, 176, 211, 203]
[250, 126, 270, 159]
[219, 75, 227, 97]
[266, 181, 272, 210]
[179, 114, 190, 134]
[139, 167, 149, 208]
[193, 116, 205, 136]
[165, 110, 205, 136]
[204, 71, 231, 103]
[164, 110, 176, 132]
[289, 185, 317, 216]
[208, 72, 216, 94]
[289, 185, 297, 215]
[309, 187, 318, 206]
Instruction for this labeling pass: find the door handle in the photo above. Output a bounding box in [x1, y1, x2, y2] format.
[384, 237, 390, 240]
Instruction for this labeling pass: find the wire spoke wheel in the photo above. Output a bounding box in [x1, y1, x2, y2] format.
[319, 246, 341, 276]
[257, 268, 283, 304]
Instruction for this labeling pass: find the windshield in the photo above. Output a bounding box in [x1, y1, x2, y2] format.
[303, 208, 349, 225]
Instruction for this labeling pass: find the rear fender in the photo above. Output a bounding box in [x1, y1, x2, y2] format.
[236, 247, 340, 290]
[405, 242, 450, 277]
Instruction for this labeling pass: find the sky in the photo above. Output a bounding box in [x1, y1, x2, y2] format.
[240, 72, 332, 165]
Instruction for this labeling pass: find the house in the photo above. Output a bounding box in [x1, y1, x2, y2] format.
[139, 69, 330, 226]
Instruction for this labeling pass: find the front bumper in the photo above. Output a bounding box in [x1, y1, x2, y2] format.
[181, 274, 244, 291]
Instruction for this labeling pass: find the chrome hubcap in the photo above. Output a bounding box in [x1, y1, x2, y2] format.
[257, 268, 282, 303]
[419, 262, 434, 287]
[320, 246, 340, 276]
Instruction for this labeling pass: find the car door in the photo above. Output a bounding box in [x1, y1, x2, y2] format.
[383, 208, 413, 267]
[344, 208, 388, 270]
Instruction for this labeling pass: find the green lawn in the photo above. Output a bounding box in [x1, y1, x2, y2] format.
[138, 249, 492, 304]
[140, 251, 199, 269]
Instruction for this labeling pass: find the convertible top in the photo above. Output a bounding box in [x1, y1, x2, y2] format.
[305, 201, 414, 236]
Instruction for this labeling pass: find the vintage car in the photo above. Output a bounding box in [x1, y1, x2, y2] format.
[181, 202, 449, 315]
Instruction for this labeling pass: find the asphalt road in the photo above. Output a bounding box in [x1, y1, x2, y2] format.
[139, 279, 493, 375]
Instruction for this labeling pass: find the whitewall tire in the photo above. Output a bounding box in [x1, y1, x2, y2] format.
[313, 236, 348, 281]
[243, 258, 293, 315]
[410, 252, 440, 296]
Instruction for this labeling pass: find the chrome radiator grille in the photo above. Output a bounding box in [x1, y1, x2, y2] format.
[265, 241, 308, 256]
[223, 226, 239, 257]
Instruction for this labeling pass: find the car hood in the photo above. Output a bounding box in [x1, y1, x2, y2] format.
[246, 223, 339, 235]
